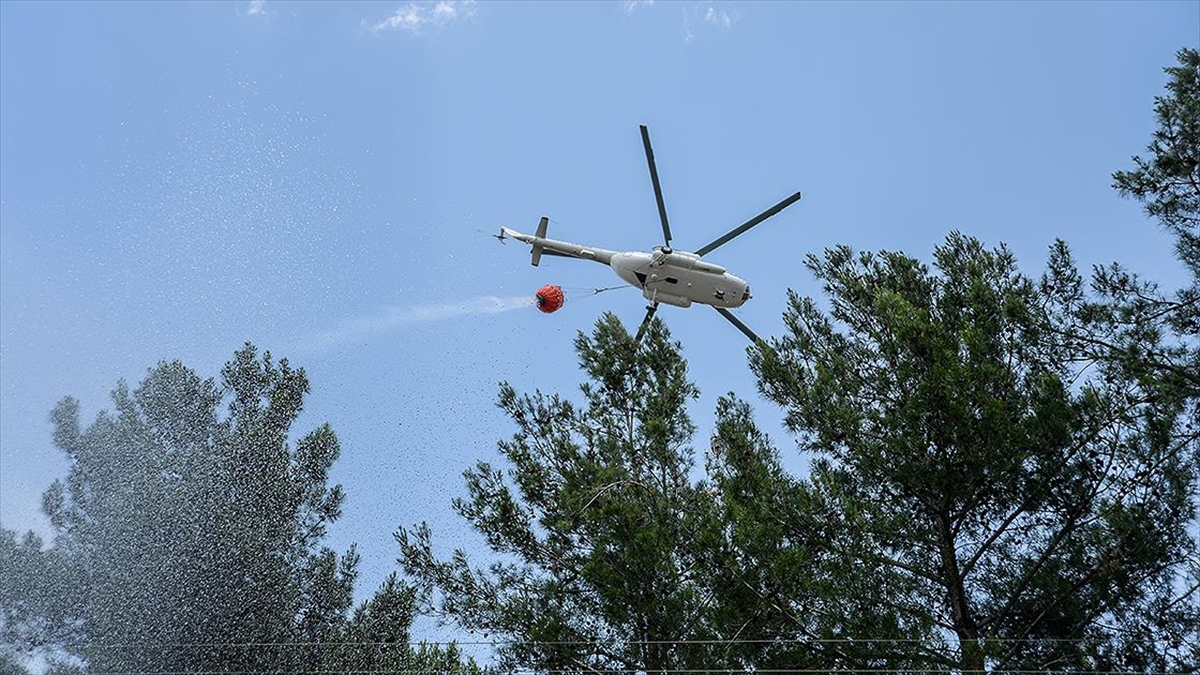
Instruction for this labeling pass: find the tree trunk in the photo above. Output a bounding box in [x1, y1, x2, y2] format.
[936, 511, 986, 673]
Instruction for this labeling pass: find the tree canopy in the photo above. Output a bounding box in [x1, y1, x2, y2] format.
[750, 233, 1197, 671]
[0, 345, 478, 673]
[399, 314, 734, 672]
[1114, 47, 1200, 303]
[14, 345, 358, 671]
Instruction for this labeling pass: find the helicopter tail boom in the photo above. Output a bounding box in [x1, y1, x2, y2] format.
[501, 221, 617, 267]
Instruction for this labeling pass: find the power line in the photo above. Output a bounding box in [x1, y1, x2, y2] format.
[51, 636, 1165, 648]
[72, 669, 1195, 675]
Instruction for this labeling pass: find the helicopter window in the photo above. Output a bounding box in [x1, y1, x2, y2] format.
[665, 277, 679, 284]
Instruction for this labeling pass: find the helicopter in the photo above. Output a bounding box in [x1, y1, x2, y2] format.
[501, 125, 802, 345]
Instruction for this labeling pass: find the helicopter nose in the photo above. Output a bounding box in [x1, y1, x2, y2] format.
[742, 286, 752, 302]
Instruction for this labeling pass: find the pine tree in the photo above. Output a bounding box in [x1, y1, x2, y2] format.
[3, 344, 486, 673]
[750, 233, 1198, 672]
[320, 573, 486, 673]
[702, 394, 946, 671]
[0, 530, 78, 670]
[398, 314, 732, 672]
[32, 344, 357, 672]
[1113, 47, 1200, 323]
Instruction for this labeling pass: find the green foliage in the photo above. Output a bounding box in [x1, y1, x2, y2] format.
[1113, 47, 1200, 295]
[18, 344, 358, 672]
[319, 574, 486, 673]
[399, 314, 731, 672]
[0, 531, 79, 672]
[0, 345, 494, 673]
[1101, 45, 1199, 431]
[750, 233, 1198, 672]
[1113, 46, 1199, 352]
[703, 395, 949, 671]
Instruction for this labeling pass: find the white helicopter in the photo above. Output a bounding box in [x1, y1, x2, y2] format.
[501, 125, 802, 344]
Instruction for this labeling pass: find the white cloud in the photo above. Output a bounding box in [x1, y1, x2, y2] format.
[366, 0, 477, 35]
[246, 0, 269, 16]
[622, 0, 655, 13]
[703, 5, 738, 30]
[682, 2, 740, 42]
[295, 295, 532, 353]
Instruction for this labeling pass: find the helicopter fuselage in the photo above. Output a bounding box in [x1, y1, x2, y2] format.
[500, 227, 751, 309]
[497, 125, 799, 345]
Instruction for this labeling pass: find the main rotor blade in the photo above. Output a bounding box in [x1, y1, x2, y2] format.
[640, 125, 673, 248]
[634, 303, 659, 345]
[695, 191, 803, 257]
[714, 307, 762, 344]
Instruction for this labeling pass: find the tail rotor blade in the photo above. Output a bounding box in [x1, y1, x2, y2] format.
[634, 302, 659, 345]
[640, 125, 673, 248]
[695, 191, 803, 257]
[714, 307, 762, 344]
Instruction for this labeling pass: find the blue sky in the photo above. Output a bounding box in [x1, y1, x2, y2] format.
[1, 0, 1197, 618]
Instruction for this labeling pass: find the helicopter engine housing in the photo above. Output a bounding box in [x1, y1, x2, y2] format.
[642, 288, 692, 308]
[653, 250, 726, 275]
